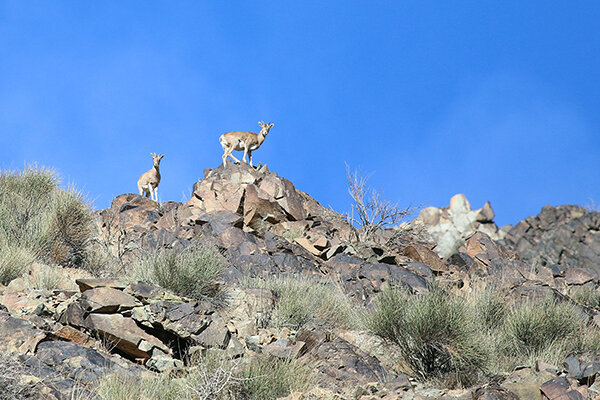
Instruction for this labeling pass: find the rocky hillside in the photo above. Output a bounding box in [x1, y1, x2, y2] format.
[2, 163, 600, 399]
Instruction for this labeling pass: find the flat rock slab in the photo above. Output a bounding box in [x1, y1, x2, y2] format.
[80, 287, 138, 313]
[54, 325, 94, 347]
[85, 313, 168, 361]
[403, 244, 446, 272]
[263, 339, 306, 359]
[540, 376, 570, 399]
[76, 278, 128, 292]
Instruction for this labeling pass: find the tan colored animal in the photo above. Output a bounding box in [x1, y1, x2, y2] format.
[219, 121, 274, 167]
[137, 153, 164, 202]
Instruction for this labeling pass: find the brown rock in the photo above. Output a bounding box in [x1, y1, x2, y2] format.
[192, 315, 231, 349]
[75, 278, 128, 292]
[564, 268, 595, 286]
[540, 376, 570, 399]
[80, 287, 138, 313]
[476, 201, 495, 223]
[295, 237, 322, 257]
[263, 339, 307, 359]
[403, 244, 446, 272]
[85, 313, 168, 361]
[54, 326, 94, 347]
[243, 184, 287, 230]
[311, 235, 330, 251]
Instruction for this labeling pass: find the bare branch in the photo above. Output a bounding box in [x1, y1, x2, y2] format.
[344, 164, 416, 243]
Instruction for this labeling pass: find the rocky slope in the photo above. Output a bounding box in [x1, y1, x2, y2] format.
[1, 163, 600, 399]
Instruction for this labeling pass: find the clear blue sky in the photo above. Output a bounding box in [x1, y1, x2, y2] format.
[0, 1, 598, 226]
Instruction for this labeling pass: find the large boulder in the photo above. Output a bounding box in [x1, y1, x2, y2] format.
[412, 194, 505, 257]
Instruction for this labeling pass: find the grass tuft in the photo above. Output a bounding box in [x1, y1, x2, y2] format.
[367, 285, 488, 387]
[134, 243, 226, 302]
[237, 356, 312, 400]
[243, 275, 357, 330]
[0, 167, 93, 279]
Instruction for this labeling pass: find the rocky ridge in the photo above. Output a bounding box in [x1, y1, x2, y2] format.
[1, 163, 600, 399]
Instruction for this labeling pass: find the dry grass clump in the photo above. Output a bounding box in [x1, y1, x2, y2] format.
[237, 356, 312, 400]
[243, 275, 357, 330]
[92, 372, 178, 400]
[571, 285, 600, 309]
[0, 167, 93, 284]
[367, 285, 488, 387]
[134, 243, 226, 303]
[499, 297, 593, 367]
[0, 246, 36, 286]
[368, 284, 600, 387]
[81, 352, 311, 400]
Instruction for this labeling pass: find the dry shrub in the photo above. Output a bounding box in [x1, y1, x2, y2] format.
[134, 243, 226, 303]
[0, 167, 93, 277]
[243, 275, 357, 330]
[367, 286, 488, 387]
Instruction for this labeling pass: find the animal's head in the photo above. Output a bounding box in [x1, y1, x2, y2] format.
[150, 153, 164, 166]
[258, 121, 274, 135]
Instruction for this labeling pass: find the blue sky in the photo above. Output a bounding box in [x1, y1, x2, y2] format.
[0, 1, 598, 226]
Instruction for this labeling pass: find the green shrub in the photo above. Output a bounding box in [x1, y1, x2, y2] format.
[500, 298, 587, 366]
[368, 286, 488, 387]
[0, 167, 93, 273]
[134, 243, 225, 301]
[26, 265, 64, 290]
[571, 286, 600, 309]
[470, 287, 506, 330]
[93, 372, 179, 400]
[237, 356, 312, 400]
[0, 245, 36, 286]
[243, 275, 357, 330]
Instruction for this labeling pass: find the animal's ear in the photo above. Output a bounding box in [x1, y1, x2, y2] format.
[258, 121, 264, 127]
[159, 154, 165, 160]
[269, 123, 274, 128]
[150, 153, 156, 157]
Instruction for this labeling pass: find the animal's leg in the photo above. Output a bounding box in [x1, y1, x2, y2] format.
[226, 149, 241, 164]
[154, 187, 159, 203]
[138, 184, 143, 196]
[242, 147, 249, 164]
[248, 151, 253, 167]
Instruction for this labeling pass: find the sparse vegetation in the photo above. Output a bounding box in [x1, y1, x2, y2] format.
[470, 287, 506, 330]
[571, 285, 600, 309]
[134, 243, 226, 302]
[281, 228, 304, 242]
[0, 245, 36, 285]
[367, 285, 488, 387]
[92, 372, 179, 400]
[237, 356, 312, 400]
[345, 164, 415, 243]
[0, 167, 93, 282]
[0, 355, 38, 400]
[243, 275, 357, 330]
[499, 297, 589, 367]
[368, 284, 600, 387]
[81, 352, 311, 400]
[26, 264, 64, 290]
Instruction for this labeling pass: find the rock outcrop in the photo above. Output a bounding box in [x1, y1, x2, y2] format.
[412, 193, 507, 257]
[503, 205, 600, 276]
[4, 164, 600, 399]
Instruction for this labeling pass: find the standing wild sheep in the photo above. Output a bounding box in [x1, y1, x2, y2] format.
[137, 153, 164, 202]
[219, 121, 274, 167]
